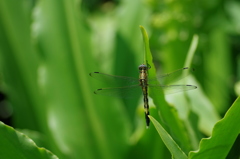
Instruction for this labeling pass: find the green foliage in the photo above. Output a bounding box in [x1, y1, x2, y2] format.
[0, 0, 239, 159]
[149, 116, 188, 159]
[189, 97, 240, 158]
[0, 121, 57, 159]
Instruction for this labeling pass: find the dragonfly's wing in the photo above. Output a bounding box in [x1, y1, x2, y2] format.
[148, 67, 194, 85]
[148, 84, 197, 95]
[93, 84, 142, 99]
[89, 72, 139, 86]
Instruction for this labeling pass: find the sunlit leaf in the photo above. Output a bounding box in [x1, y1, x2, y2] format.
[149, 116, 188, 159]
[0, 122, 58, 159]
[189, 97, 240, 159]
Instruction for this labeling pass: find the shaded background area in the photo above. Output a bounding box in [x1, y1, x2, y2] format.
[0, 0, 239, 158]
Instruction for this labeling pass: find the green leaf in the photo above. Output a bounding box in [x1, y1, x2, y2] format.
[149, 116, 188, 159]
[184, 35, 199, 70]
[0, 122, 58, 159]
[139, 25, 151, 65]
[189, 97, 240, 159]
[128, 108, 171, 159]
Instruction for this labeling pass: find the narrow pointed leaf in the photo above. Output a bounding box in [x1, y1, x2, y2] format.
[149, 116, 188, 159]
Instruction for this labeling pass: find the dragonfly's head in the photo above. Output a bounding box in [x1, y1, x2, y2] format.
[138, 64, 148, 71]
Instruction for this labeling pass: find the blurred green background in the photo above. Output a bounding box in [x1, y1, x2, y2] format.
[0, 0, 239, 158]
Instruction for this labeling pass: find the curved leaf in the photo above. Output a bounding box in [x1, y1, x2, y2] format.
[0, 122, 58, 159]
[189, 97, 240, 159]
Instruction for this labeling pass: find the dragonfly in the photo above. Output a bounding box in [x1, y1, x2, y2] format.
[89, 64, 197, 127]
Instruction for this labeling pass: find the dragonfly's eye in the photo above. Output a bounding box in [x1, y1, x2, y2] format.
[139, 64, 148, 70]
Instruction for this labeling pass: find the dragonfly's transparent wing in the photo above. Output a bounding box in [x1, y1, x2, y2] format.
[89, 72, 139, 87]
[93, 84, 142, 99]
[148, 84, 197, 95]
[148, 67, 194, 85]
[90, 67, 196, 97]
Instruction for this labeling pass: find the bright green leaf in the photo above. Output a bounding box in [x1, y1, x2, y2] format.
[149, 116, 188, 159]
[189, 97, 240, 159]
[0, 122, 58, 159]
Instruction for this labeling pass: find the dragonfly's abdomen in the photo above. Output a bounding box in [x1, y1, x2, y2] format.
[143, 87, 150, 127]
[140, 78, 150, 127]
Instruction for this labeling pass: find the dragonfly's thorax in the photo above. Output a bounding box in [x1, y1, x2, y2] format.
[139, 64, 148, 89]
[139, 64, 148, 80]
[139, 70, 148, 80]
